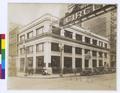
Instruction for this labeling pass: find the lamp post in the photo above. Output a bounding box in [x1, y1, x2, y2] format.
[59, 43, 64, 77]
[23, 45, 27, 76]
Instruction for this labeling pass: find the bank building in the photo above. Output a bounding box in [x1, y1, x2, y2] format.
[17, 14, 110, 75]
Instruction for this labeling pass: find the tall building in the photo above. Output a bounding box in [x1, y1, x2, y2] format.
[8, 24, 19, 76]
[17, 14, 110, 75]
[67, 4, 117, 68]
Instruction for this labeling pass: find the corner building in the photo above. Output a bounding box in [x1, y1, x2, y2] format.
[17, 14, 110, 74]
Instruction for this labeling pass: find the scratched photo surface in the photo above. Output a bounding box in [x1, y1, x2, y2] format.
[8, 3, 116, 90]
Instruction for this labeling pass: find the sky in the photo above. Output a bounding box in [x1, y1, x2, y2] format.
[8, 3, 68, 27]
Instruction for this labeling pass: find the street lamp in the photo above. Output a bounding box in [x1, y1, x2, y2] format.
[59, 43, 64, 77]
[23, 45, 27, 76]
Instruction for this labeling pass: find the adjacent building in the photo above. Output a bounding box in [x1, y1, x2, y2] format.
[8, 25, 19, 76]
[67, 4, 117, 68]
[17, 14, 110, 75]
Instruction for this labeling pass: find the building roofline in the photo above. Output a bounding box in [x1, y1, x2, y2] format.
[19, 13, 59, 34]
[65, 25, 109, 41]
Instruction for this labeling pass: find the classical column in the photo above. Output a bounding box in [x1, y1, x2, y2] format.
[89, 50, 92, 69]
[33, 45, 36, 74]
[44, 41, 52, 74]
[72, 47, 76, 72]
[82, 49, 85, 70]
[97, 52, 99, 67]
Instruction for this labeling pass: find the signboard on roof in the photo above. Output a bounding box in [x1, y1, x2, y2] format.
[60, 4, 116, 26]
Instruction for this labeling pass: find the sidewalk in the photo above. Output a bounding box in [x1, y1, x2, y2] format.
[16, 72, 81, 79]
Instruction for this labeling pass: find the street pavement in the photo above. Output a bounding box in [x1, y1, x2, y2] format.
[7, 73, 116, 90]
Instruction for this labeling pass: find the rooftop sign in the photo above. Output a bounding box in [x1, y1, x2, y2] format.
[60, 4, 116, 26]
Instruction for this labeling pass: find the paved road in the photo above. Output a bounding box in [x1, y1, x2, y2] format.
[7, 73, 116, 90]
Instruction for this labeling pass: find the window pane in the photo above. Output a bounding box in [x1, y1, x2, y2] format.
[85, 37, 90, 44]
[99, 52, 103, 57]
[92, 59, 97, 67]
[92, 51, 97, 57]
[75, 47, 82, 54]
[76, 34, 82, 41]
[99, 60, 103, 66]
[27, 31, 33, 39]
[85, 60, 89, 68]
[99, 41, 103, 47]
[92, 39, 97, 45]
[104, 53, 107, 58]
[52, 26, 61, 35]
[75, 58, 82, 68]
[104, 43, 107, 48]
[51, 42, 59, 51]
[36, 43, 44, 52]
[64, 45, 72, 53]
[36, 26, 44, 35]
[27, 46, 33, 54]
[84, 49, 90, 54]
[64, 30, 72, 38]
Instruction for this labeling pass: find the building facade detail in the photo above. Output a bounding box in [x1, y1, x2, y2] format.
[17, 14, 110, 74]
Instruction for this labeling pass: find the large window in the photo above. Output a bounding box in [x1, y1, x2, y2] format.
[104, 53, 107, 58]
[92, 59, 97, 67]
[36, 43, 44, 52]
[27, 57, 33, 68]
[27, 46, 33, 54]
[64, 57, 72, 73]
[20, 35, 25, 42]
[99, 41, 103, 47]
[85, 37, 91, 44]
[104, 43, 107, 48]
[92, 51, 97, 57]
[92, 39, 97, 45]
[51, 56, 60, 74]
[99, 52, 103, 58]
[75, 58, 82, 68]
[64, 45, 72, 53]
[36, 26, 44, 35]
[27, 31, 33, 39]
[76, 34, 82, 41]
[99, 60, 103, 67]
[51, 42, 59, 51]
[36, 56, 44, 73]
[85, 60, 89, 68]
[52, 26, 61, 35]
[75, 47, 82, 54]
[84, 49, 90, 54]
[64, 30, 72, 38]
